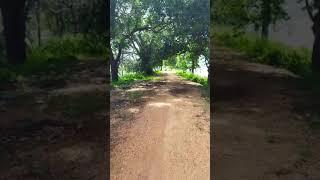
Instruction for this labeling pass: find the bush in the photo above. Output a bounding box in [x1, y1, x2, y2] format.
[18, 55, 78, 76]
[31, 34, 106, 59]
[213, 31, 312, 77]
[22, 34, 106, 76]
[0, 34, 106, 84]
[176, 70, 208, 87]
[112, 72, 159, 88]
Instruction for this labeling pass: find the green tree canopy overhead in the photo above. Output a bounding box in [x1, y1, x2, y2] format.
[110, 0, 209, 80]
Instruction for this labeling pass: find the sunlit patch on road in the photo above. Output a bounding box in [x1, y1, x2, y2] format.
[147, 102, 172, 108]
[126, 87, 148, 92]
[127, 108, 140, 114]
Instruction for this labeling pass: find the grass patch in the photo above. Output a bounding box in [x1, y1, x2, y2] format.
[176, 70, 209, 98]
[32, 34, 106, 58]
[0, 35, 106, 86]
[112, 72, 161, 88]
[0, 56, 78, 88]
[176, 70, 208, 87]
[213, 30, 312, 77]
[19, 55, 78, 75]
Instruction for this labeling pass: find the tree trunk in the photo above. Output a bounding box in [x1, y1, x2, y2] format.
[191, 59, 195, 74]
[208, 57, 212, 87]
[111, 46, 122, 81]
[311, 12, 320, 74]
[110, 0, 116, 39]
[312, 33, 320, 73]
[140, 52, 153, 75]
[207, 70, 210, 86]
[111, 55, 119, 82]
[36, 0, 41, 46]
[1, 0, 27, 65]
[141, 58, 153, 75]
[143, 64, 153, 75]
[254, 23, 260, 34]
[69, 1, 77, 33]
[261, 0, 271, 39]
[110, 0, 120, 81]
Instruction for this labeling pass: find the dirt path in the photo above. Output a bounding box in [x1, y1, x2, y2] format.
[213, 47, 320, 180]
[111, 72, 210, 180]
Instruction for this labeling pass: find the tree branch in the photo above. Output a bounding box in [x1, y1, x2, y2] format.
[305, 0, 315, 22]
[129, 37, 140, 54]
[116, 45, 122, 65]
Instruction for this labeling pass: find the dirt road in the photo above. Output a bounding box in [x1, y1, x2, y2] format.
[213, 47, 320, 180]
[110, 73, 210, 180]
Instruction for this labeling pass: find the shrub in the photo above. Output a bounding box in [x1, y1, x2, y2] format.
[112, 72, 159, 88]
[176, 71, 208, 87]
[213, 31, 312, 77]
[0, 34, 106, 83]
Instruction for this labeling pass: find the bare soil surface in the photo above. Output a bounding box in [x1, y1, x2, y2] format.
[0, 59, 108, 180]
[213, 46, 320, 180]
[111, 72, 210, 180]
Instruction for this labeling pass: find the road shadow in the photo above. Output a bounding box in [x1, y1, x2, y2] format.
[213, 62, 297, 103]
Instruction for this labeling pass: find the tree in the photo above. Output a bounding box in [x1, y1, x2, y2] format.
[260, 0, 289, 38]
[167, 0, 209, 74]
[35, 0, 41, 46]
[110, 0, 122, 81]
[213, 0, 289, 38]
[300, 0, 320, 73]
[111, 0, 169, 78]
[111, 0, 209, 78]
[0, 0, 27, 64]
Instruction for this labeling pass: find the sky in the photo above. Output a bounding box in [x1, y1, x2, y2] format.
[192, 56, 208, 77]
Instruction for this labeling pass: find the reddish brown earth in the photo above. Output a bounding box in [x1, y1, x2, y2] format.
[110, 73, 210, 180]
[213, 47, 320, 180]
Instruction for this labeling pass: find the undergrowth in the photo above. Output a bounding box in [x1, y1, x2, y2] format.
[213, 31, 312, 77]
[176, 70, 209, 98]
[176, 71, 208, 87]
[0, 35, 106, 86]
[112, 71, 161, 88]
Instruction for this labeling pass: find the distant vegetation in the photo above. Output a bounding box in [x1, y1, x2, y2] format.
[214, 30, 312, 77]
[112, 71, 161, 89]
[176, 71, 208, 87]
[111, 0, 210, 82]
